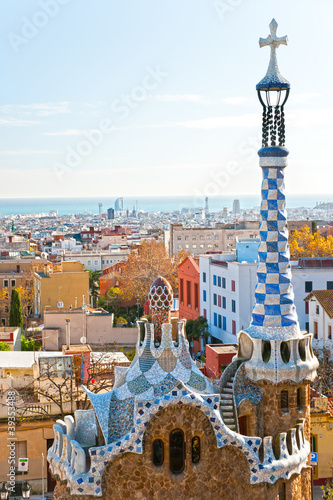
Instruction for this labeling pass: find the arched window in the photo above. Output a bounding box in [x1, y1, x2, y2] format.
[191, 436, 200, 464]
[297, 388, 303, 411]
[152, 439, 164, 466]
[169, 429, 185, 474]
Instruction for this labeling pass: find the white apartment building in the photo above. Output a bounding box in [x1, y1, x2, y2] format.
[58, 249, 130, 271]
[304, 290, 333, 350]
[200, 254, 333, 343]
[168, 222, 260, 256]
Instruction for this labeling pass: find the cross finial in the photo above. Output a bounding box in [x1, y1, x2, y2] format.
[259, 19, 288, 50]
[256, 19, 290, 90]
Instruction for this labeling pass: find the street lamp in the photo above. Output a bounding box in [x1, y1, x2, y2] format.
[0, 483, 9, 500]
[21, 482, 31, 500]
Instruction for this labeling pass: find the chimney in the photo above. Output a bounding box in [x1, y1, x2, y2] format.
[65, 319, 71, 350]
[74, 297, 77, 309]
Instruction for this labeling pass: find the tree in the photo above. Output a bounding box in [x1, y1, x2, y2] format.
[311, 221, 317, 234]
[89, 270, 101, 307]
[312, 348, 333, 398]
[0, 287, 9, 323]
[0, 342, 10, 351]
[9, 289, 23, 330]
[289, 225, 333, 259]
[121, 240, 177, 303]
[185, 316, 209, 343]
[21, 334, 35, 351]
[16, 284, 34, 326]
[105, 287, 123, 314]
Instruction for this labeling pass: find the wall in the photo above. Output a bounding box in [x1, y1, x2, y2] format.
[178, 257, 200, 321]
[308, 297, 333, 350]
[311, 408, 333, 484]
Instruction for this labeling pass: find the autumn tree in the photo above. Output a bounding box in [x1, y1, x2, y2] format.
[289, 225, 333, 259]
[0, 287, 9, 323]
[121, 240, 177, 303]
[16, 284, 34, 326]
[89, 270, 101, 307]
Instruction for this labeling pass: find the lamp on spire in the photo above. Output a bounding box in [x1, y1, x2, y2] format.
[256, 19, 290, 148]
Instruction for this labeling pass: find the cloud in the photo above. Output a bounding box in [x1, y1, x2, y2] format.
[1, 102, 71, 117]
[291, 93, 320, 104]
[136, 113, 260, 130]
[42, 129, 89, 137]
[151, 94, 211, 104]
[222, 96, 250, 105]
[0, 117, 40, 127]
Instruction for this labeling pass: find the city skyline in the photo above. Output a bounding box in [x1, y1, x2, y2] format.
[1, 0, 332, 199]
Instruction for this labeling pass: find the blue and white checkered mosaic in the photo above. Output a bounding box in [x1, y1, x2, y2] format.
[251, 148, 299, 329]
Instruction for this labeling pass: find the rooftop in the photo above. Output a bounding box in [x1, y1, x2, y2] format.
[304, 290, 333, 318]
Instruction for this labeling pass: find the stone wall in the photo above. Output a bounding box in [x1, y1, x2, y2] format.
[53, 404, 313, 500]
[254, 381, 310, 441]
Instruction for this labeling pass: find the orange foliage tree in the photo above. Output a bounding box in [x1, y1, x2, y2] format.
[120, 241, 188, 303]
[289, 225, 333, 259]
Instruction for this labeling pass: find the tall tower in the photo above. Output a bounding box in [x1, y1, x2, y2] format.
[205, 196, 209, 218]
[238, 18, 318, 454]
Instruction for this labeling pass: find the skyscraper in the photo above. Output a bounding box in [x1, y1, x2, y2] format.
[107, 208, 114, 220]
[233, 199, 240, 214]
[114, 197, 123, 211]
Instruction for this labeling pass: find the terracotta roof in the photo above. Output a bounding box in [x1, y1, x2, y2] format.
[304, 290, 333, 319]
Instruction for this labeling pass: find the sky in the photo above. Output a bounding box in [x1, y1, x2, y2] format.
[0, 0, 332, 200]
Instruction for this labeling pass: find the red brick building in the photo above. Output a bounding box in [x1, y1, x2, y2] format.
[178, 256, 200, 321]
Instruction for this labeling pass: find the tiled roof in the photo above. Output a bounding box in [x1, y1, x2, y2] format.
[304, 290, 333, 319]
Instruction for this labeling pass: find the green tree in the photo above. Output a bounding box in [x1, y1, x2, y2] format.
[21, 334, 35, 351]
[186, 316, 209, 342]
[9, 289, 23, 330]
[311, 221, 317, 234]
[89, 270, 101, 308]
[0, 342, 11, 351]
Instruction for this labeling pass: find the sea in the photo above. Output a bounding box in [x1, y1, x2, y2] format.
[0, 194, 331, 216]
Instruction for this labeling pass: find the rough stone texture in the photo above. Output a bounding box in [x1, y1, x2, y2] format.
[254, 381, 310, 441]
[53, 405, 312, 500]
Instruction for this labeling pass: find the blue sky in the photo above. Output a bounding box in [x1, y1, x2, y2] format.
[0, 0, 332, 200]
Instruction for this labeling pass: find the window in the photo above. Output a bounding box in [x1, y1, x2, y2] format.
[187, 281, 191, 308]
[153, 439, 164, 466]
[316, 304, 320, 314]
[194, 283, 199, 310]
[232, 300, 236, 313]
[179, 279, 184, 305]
[278, 482, 286, 500]
[327, 281, 333, 290]
[232, 320, 236, 335]
[15, 441, 27, 467]
[203, 308, 207, 319]
[213, 275, 217, 286]
[215, 236, 219, 240]
[231, 280, 236, 292]
[169, 429, 185, 474]
[222, 277, 226, 289]
[223, 316, 226, 330]
[191, 436, 200, 464]
[305, 301, 309, 314]
[213, 294, 217, 306]
[178, 245, 182, 249]
[192, 244, 197, 249]
[329, 325, 332, 340]
[177, 236, 181, 241]
[305, 281, 312, 293]
[218, 276, 221, 287]
[214, 313, 217, 327]
[314, 321, 318, 339]
[11, 279, 15, 288]
[218, 295, 221, 307]
[207, 236, 211, 240]
[200, 236, 204, 240]
[1, 319, 5, 326]
[200, 244, 204, 249]
[297, 388, 303, 411]
[185, 244, 189, 249]
[203, 272, 206, 283]
[94, 260, 98, 265]
[207, 244, 212, 248]
[203, 290, 207, 302]
[3, 279, 8, 287]
[192, 236, 196, 241]
[222, 297, 226, 309]
[102, 260, 105, 264]
[218, 314, 222, 328]
[281, 390, 289, 412]
[185, 236, 189, 241]
[305, 322, 309, 332]
[5, 306, 9, 313]
[87, 260, 91, 265]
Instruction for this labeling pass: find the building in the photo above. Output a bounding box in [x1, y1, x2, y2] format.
[0, 326, 21, 350]
[310, 389, 333, 485]
[114, 197, 123, 212]
[33, 261, 90, 316]
[304, 290, 333, 350]
[48, 19, 318, 499]
[168, 221, 260, 256]
[201, 252, 333, 343]
[107, 208, 114, 220]
[205, 343, 238, 378]
[59, 248, 130, 272]
[178, 256, 200, 321]
[42, 307, 137, 350]
[233, 199, 241, 215]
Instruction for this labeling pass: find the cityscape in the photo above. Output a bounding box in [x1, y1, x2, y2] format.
[0, 2, 333, 500]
